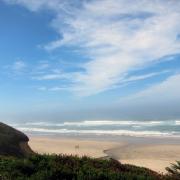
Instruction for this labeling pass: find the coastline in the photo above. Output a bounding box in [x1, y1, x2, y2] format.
[28, 134, 180, 173]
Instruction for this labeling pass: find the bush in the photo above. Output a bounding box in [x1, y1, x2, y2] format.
[0, 154, 164, 180]
[166, 161, 180, 180]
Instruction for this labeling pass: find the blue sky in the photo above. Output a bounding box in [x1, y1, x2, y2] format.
[0, 0, 180, 123]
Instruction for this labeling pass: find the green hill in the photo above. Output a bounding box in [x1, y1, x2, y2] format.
[0, 122, 33, 157]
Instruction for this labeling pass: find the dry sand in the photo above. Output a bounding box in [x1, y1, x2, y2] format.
[105, 144, 180, 173]
[29, 136, 180, 173]
[29, 136, 121, 158]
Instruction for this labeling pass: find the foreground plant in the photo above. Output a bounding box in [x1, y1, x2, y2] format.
[0, 154, 164, 180]
[166, 161, 180, 180]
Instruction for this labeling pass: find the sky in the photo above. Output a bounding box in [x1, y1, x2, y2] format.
[0, 0, 180, 123]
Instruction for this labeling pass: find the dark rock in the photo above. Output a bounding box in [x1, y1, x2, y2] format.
[0, 122, 33, 157]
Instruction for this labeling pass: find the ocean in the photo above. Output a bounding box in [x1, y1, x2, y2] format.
[10, 120, 180, 138]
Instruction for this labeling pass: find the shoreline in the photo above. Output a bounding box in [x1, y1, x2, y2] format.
[28, 134, 180, 173]
[28, 132, 180, 145]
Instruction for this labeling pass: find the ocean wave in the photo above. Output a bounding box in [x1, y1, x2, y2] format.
[25, 122, 55, 126]
[175, 120, 180, 125]
[63, 120, 163, 126]
[21, 120, 166, 127]
[17, 127, 180, 138]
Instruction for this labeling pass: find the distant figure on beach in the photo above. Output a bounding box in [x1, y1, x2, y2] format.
[75, 145, 79, 150]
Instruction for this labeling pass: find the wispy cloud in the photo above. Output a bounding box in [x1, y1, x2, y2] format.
[121, 71, 170, 84]
[117, 73, 180, 118]
[2, 60, 27, 76]
[12, 60, 26, 71]
[3, 0, 180, 96]
[121, 73, 180, 102]
[33, 72, 67, 80]
[37, 85, 71, 92]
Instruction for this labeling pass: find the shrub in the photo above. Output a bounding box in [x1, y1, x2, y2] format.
[166, 161, 180, 180]
[0, 154, 164, 180]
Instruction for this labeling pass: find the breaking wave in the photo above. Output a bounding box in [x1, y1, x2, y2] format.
[15, 120, 173, 127]
[17, 127, 180, 138]
[11, 120, 180, 138]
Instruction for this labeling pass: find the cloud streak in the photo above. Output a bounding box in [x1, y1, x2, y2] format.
[3, 0, 180, 96]
[121, 73, 180, 103]
[115, 73, 180, 119]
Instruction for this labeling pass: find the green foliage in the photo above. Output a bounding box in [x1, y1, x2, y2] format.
[0, 154, 164, 180]
[166, 161, 180, 180]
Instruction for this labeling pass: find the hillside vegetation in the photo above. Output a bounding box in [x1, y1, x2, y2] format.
[0, 154, 165, 180]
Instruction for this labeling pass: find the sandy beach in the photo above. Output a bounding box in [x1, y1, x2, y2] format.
[29, 136, 180, 173]
[105, 144, 180, 173]
[29, 136, 121, 158]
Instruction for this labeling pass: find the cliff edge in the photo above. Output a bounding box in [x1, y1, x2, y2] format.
[0, 122, 33, 157]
